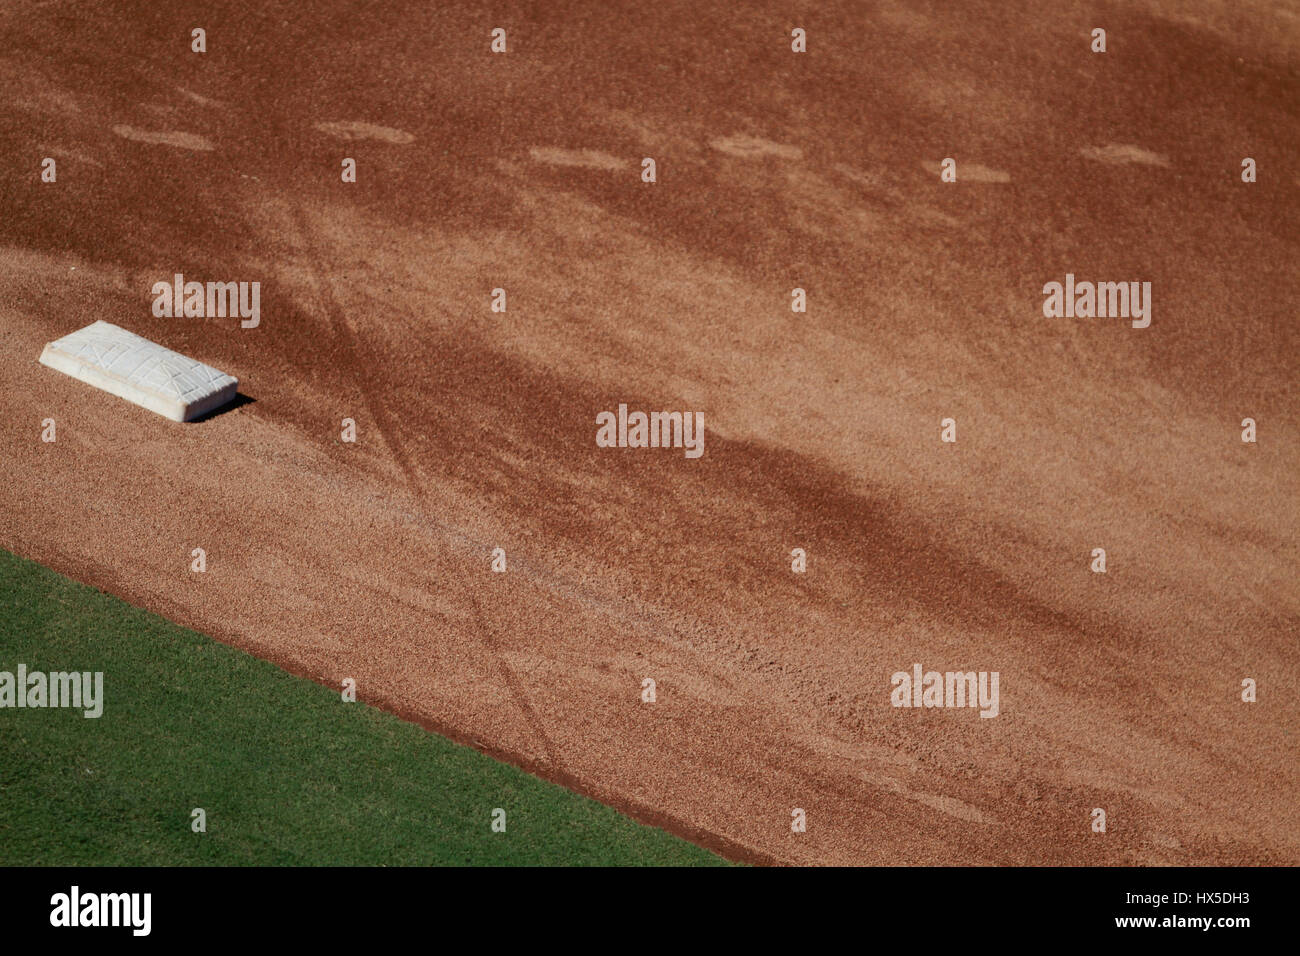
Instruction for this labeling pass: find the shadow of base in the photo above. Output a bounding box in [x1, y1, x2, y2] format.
[190, 392, 255, 423]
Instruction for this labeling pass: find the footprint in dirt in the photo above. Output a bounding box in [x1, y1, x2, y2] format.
[313, 121, 415, 145]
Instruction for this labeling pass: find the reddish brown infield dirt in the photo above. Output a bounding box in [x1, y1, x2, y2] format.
[1, 1, 1297, 865]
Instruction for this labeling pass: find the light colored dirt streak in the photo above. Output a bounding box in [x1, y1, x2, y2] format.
[1, 0, 1297, 864]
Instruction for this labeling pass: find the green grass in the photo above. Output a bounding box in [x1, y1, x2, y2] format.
[0, 548, 727, 866]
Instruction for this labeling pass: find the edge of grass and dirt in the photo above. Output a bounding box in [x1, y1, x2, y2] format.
[0, 547, 730, 866]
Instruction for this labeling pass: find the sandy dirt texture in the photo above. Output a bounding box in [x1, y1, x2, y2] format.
[1, 0, 1297, 864]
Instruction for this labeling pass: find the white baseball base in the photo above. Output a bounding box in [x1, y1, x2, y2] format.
[39, 321, 239, 422]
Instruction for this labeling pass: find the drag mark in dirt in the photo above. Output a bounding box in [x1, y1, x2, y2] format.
[283, 200, 562, 771]
[283, 201, 424, 493]
[467, 589, 563, 771]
